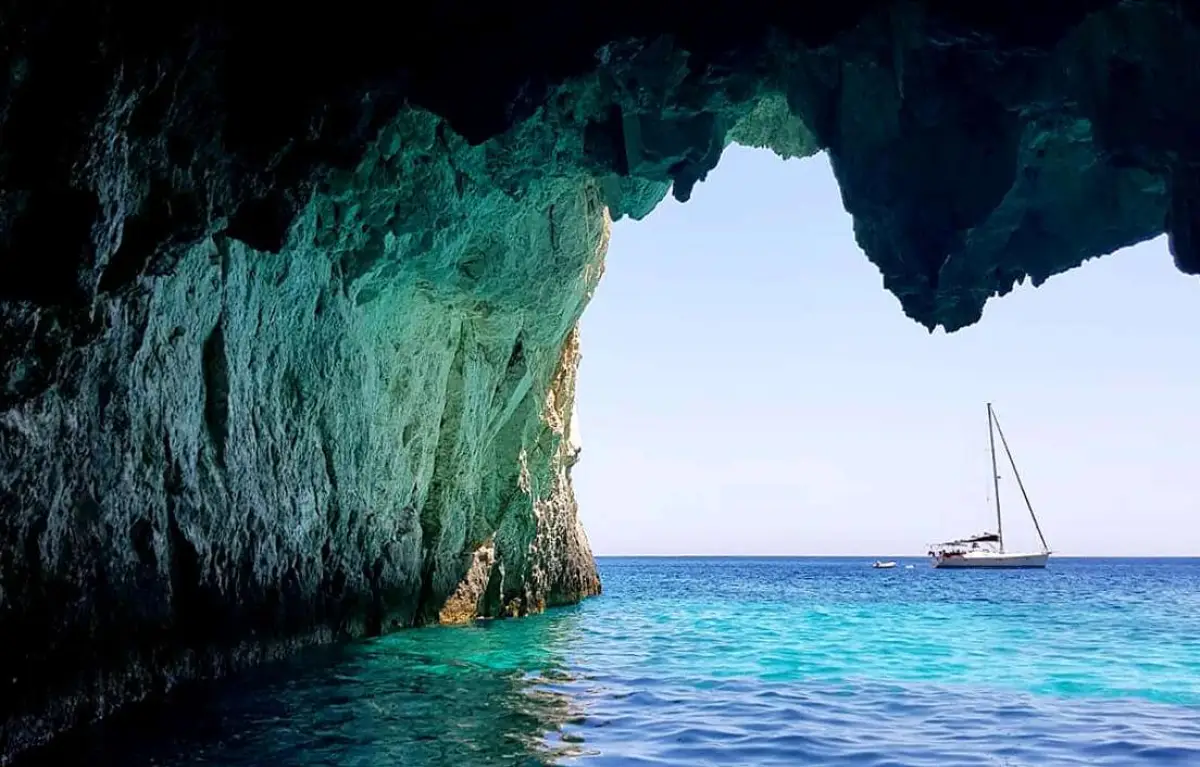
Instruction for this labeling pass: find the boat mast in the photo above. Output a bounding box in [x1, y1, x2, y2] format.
[987, 402, 1003, 552]
[990, 407, 1050, 553]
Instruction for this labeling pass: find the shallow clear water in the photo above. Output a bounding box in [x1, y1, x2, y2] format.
[25, 558, 1200, 766]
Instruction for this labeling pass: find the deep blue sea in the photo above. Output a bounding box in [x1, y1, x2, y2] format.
[23, 557, 1200, 766]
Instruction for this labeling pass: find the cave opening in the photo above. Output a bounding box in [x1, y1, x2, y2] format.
[574, 145, 1200, 558]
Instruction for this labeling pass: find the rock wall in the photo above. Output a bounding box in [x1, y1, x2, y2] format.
[0, 107, 609, 758]
[439, 326, 601, 623]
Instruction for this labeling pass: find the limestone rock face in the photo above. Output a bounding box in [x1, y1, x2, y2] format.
[0, 106, 610, 758]
[3, 0, 1199, 760]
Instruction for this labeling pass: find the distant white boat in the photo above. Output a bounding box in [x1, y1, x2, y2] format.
[932, 549, 1049, 568]
[928, 403, 1052, 569]
[872, 560, 897, 569]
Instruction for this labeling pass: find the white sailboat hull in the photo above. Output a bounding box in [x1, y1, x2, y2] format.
[931, 551, 1049, 569]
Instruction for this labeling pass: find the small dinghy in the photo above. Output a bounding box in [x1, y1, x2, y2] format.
[872, 560, 897, 569]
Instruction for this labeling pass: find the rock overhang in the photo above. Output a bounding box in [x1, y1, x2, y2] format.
[6, 1, 1196, 343]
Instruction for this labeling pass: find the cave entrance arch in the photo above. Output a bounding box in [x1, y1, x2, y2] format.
[573, 145, 1200, 558]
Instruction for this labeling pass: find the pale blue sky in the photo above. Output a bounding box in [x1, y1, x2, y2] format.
[573, 146, 1200, 557]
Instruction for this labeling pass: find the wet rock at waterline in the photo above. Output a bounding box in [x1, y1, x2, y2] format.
[3, 0, 1199, 761]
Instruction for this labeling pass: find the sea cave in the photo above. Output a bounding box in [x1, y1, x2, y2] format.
[2, 0, 1199, 760]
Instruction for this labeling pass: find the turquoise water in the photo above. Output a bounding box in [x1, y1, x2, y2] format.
[23, 557, 1200, 766]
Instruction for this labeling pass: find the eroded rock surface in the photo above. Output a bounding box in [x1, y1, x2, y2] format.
[2, 0, 1198, 760]
[0, 106, 610, 758]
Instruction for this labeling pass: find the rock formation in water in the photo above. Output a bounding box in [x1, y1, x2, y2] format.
[2, 0, 1198, 760]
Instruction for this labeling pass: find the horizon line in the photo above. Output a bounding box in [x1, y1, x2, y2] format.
[592, 554, 1199, 559]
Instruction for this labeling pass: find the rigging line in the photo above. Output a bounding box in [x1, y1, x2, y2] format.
[990, 407, 1050, 552]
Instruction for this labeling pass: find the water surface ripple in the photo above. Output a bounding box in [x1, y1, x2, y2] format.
[20, 557, 1200, 766]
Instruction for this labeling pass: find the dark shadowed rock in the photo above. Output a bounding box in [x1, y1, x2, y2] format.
[1, 0, 1197, 760]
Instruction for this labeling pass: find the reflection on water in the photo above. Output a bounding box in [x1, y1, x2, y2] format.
[19, 610, 589, 767]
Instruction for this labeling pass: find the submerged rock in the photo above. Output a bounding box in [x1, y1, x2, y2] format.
[1, 0, 1197, 760]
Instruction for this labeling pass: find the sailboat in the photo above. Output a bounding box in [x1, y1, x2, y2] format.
[928, 403, 1052, 569]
